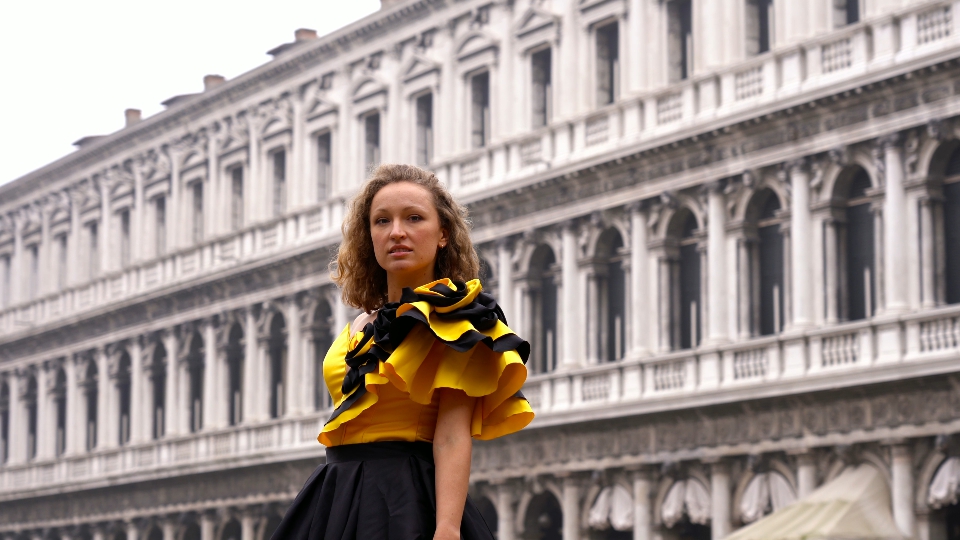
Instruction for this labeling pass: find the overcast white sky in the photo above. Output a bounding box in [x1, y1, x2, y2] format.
[0, 0, 381, 187]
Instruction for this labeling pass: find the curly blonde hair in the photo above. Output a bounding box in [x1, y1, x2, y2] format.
[332, 164, 480, 312]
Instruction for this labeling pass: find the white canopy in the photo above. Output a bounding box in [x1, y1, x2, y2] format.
[739, 471, 797, 523]
[588, 484, 634, 531]
[725, 465, 907, 540]
[661, 478, 711, 528]
[929, 456, 960, 509]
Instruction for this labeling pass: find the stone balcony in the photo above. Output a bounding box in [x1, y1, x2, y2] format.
[3, 303, 960, 498]
[433, 0, 960, 200]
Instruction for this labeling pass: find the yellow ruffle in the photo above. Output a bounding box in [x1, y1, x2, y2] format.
[319, 279, 533, 446]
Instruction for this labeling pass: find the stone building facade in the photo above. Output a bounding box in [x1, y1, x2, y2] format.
[2, 0, 960, 539]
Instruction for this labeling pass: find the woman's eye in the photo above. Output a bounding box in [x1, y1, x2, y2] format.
[374, 217, 389, 225]
[409, 215, 422, 222]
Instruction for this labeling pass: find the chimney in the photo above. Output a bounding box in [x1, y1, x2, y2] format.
[125, 108, 142, 127]
[294, 28, 318, 42]
[204, 74, 226, 92]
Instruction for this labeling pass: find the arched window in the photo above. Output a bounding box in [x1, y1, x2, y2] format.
[0, 381, 8, 463]
[150, 342, 167, 439]
[116, 352, 132, 446]
[593, 228, 627, 362]
[476, 496, 498, 536]
[310, 302, 333, 411]
[26, 374, 38, 460]
[942, 146, 960, 304]
[113, 532, 128, 540]
[54, 367, 67, 456]
[187, 332, 205, 433]
[841, 169, 876, 321]
[226, 324, 244, 425]
[221, 519, 241, 540]
[84, 360, 98, 451]
[146, 528, 163, 540]
[661, 478, 711, 540]
[671, 210, 702, 350]
[269, 314, 288, 419]
[744, 190, 785, 336]
[524, 491, 562, 540]
[528, 245, 558, 374]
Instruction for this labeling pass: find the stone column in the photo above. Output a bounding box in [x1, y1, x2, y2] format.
[706, 183, 729, 344]
[655, 254, 673, 352]
[497, 238, 514, 324]
[129, 338, 145, 443]
[201, 511, 216, 540]
[64, 357, 80, 454]
[919, 198, 937, 308]
[38, 202, 52, 296]
[629, 204, 649, 357]
[559, 0, 580, 118]
[789, 160, 814, 328]
[795, 450, 817, 498]
[162, 332, 179, 436]
[240, 509, 257, 540]
[35, 365, 51, 459]
[127, 521, 141, 540]
[202, 320, 218, 430]
[67, 192, 82, 288]
[561, 475, 582, 540]
[891, 443, 916, 537]
[560, 222, 581, 369]
[496, 481, 517, 540]
[95, 348, 112, 449]
[162, 518, 177, 540]
[98, 178, 112, 275]
[710, 460, 732, 540]
[585, 268, 601, 364]
[7, 373, 25, 463]
[632, 467, 654, 540]
[823, 218, 839, 324]
[10, 213, 23, 306]
[91, 526, 106, 540]
[881, 135, 908, 314]
[736, 237, 752, 338]
[168, 147, 183, 250]
[287, 298, 303, 416]
[243, 308, 260, 423]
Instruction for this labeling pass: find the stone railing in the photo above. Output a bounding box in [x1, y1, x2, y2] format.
[432, 0, 959, 198]
[5, 304, 960, 494]
[0, 198, 345, 338]
[0, 411, 329, 498]
[524, 303, 960, 422]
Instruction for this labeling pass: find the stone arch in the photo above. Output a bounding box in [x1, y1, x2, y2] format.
[731, 463, 797, 524]
[822, 150, 880, 203]
[522, 490, 563, 540]
[351, 77, 386, 102]
[268, 311, 288, 419]
[653, 195, 705, 241]
[526, 242, 559, 373]
[921, 137, 960, 182]
[917, 448, 949, 513]
[592, 227, 627, 362]
[456, 30, 498, 60]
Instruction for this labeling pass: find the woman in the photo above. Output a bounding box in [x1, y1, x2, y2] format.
[272, 164, 534, 540]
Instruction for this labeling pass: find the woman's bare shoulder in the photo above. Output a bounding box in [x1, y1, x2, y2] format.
[350, 311, 377, 339]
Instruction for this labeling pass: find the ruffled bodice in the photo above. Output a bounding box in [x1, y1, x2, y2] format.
[318, 279, 534, 447]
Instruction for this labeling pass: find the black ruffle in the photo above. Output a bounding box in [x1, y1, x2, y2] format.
[270, 441, 495, 540]
[327, 281, 529, 426]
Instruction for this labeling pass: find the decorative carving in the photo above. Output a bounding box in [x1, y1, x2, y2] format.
[137, 148, 172, 182]
[904, 129, 921, 176]
[218, 113, 250, 153]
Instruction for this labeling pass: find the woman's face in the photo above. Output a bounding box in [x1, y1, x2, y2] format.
[369, 181, 448, 286]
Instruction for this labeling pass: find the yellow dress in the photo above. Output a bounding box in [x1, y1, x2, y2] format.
[319, 278, 534, 447]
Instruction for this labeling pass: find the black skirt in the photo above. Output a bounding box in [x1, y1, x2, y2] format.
[271, 441, 495, 540]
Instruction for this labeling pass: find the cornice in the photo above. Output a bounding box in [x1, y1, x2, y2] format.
[0, 0, 446, 204]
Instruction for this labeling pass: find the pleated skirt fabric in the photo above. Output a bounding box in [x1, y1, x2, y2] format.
[271, 441, 495, 540]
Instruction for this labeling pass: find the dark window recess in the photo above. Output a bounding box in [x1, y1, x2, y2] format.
[667, 0, 693, 82]
[272, 151, 286, 217]
[311, 301, 334, 411]
[471, 72, 491, 148]
[1, 383, 9, 464]
[86, 361, 98, 450]
[187, 333, 204, 433]
[603, 234, 626, 361]
[231, 167, 244, 231]
[227, 324, 244, 426]
[26, 376, 37, 460]
[152, 344, 166, 440]
[364, 113, 381, 171]
[191, 183, 204, 243]
[835, 0, 859, 26]
[155, 197, 166, 256]
[677, 213, 701, 350]
[415, 94, 433, 166]
[596, 23, 619, 106]
[117, 354, 131, 446]
[844, 172, 875, 321]
[944, 180, 960, 304]
[758, 194, 785, 336]
[54, 369, 66, 456]
[269, 314, 288, 419]
[531, 49, 552, 127]
[317, 132, 332, 198]
[57, 235, 68, 290]
[89, 222, 99, 278]
[120, 209, 131, 265]
[28, 245, 39, 300]
[746, 0, 773, 55]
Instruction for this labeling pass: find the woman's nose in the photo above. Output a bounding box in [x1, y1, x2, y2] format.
[390, 222, 406, 239]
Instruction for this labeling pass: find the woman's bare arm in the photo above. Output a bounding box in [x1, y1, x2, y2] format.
[433, 388, 476, 540]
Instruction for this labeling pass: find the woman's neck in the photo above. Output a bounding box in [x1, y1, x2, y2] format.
[386, 269, 436, 303]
